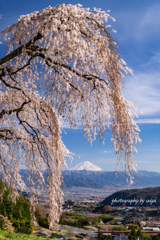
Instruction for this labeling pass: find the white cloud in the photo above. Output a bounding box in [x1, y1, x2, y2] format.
[136, 160, 158, 163]
[115, 4, 160, 42]
[140, 51, 160, 69]
[103, 151, 111, 153]
[123, 71, 160, 117]
[138, 4, 160, 32]
[135, 118, 160, 124]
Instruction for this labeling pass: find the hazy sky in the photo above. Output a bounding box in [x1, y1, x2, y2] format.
[0, 0, 160, 172]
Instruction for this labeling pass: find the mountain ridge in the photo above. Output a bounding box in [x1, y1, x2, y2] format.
[19, 169, 160, 190]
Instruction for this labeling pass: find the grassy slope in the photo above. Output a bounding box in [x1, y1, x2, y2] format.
[0, 230, 55, 239]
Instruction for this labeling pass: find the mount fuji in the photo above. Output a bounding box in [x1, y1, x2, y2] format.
[70, 161, 102, 171]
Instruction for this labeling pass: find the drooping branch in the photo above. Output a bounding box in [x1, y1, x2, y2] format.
[26, 49, 109, 89]
[0, 133, 21, 140]
[0, 32, 43, 66]
[0, 100, 31, 119]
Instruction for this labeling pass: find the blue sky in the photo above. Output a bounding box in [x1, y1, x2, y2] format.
[0, 0, 160, 172]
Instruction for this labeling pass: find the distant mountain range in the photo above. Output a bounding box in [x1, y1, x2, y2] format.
[61, 170, 160, 189]
[100, 186, 160, 207]
[19, 169, 160, 191]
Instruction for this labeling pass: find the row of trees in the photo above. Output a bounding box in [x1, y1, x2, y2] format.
[0, 3, 141, 228]
[128, 226, 150, 240]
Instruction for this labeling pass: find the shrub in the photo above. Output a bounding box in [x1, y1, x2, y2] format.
[12, 219, 33, 234]
[16, 225, 33, 234]
[39, 217, 49, 229]
[128, 224, 139, 230]
[95, 214, 115, 224]
[0, 218, 5, 230]
[141, 232, 150, 240]
[74, 214, 86, 219]
[35, 205, 47, 221]
[112, 226, 128, 231]
[65, 212, 74, 216]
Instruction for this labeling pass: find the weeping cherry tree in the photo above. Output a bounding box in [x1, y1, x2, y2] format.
[0, 3, 141, 228]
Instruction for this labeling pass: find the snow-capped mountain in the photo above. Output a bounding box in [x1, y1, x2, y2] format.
[70, 161, 102, 171]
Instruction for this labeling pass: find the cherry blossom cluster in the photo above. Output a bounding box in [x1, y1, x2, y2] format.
[0, 214, 14, 231]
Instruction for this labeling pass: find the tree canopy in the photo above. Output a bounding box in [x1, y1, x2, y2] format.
[0, 3, 141, 228]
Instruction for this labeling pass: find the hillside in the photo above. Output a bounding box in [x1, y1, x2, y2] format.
[101, 186, 160, 207]
[0, 179, 33, 233]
